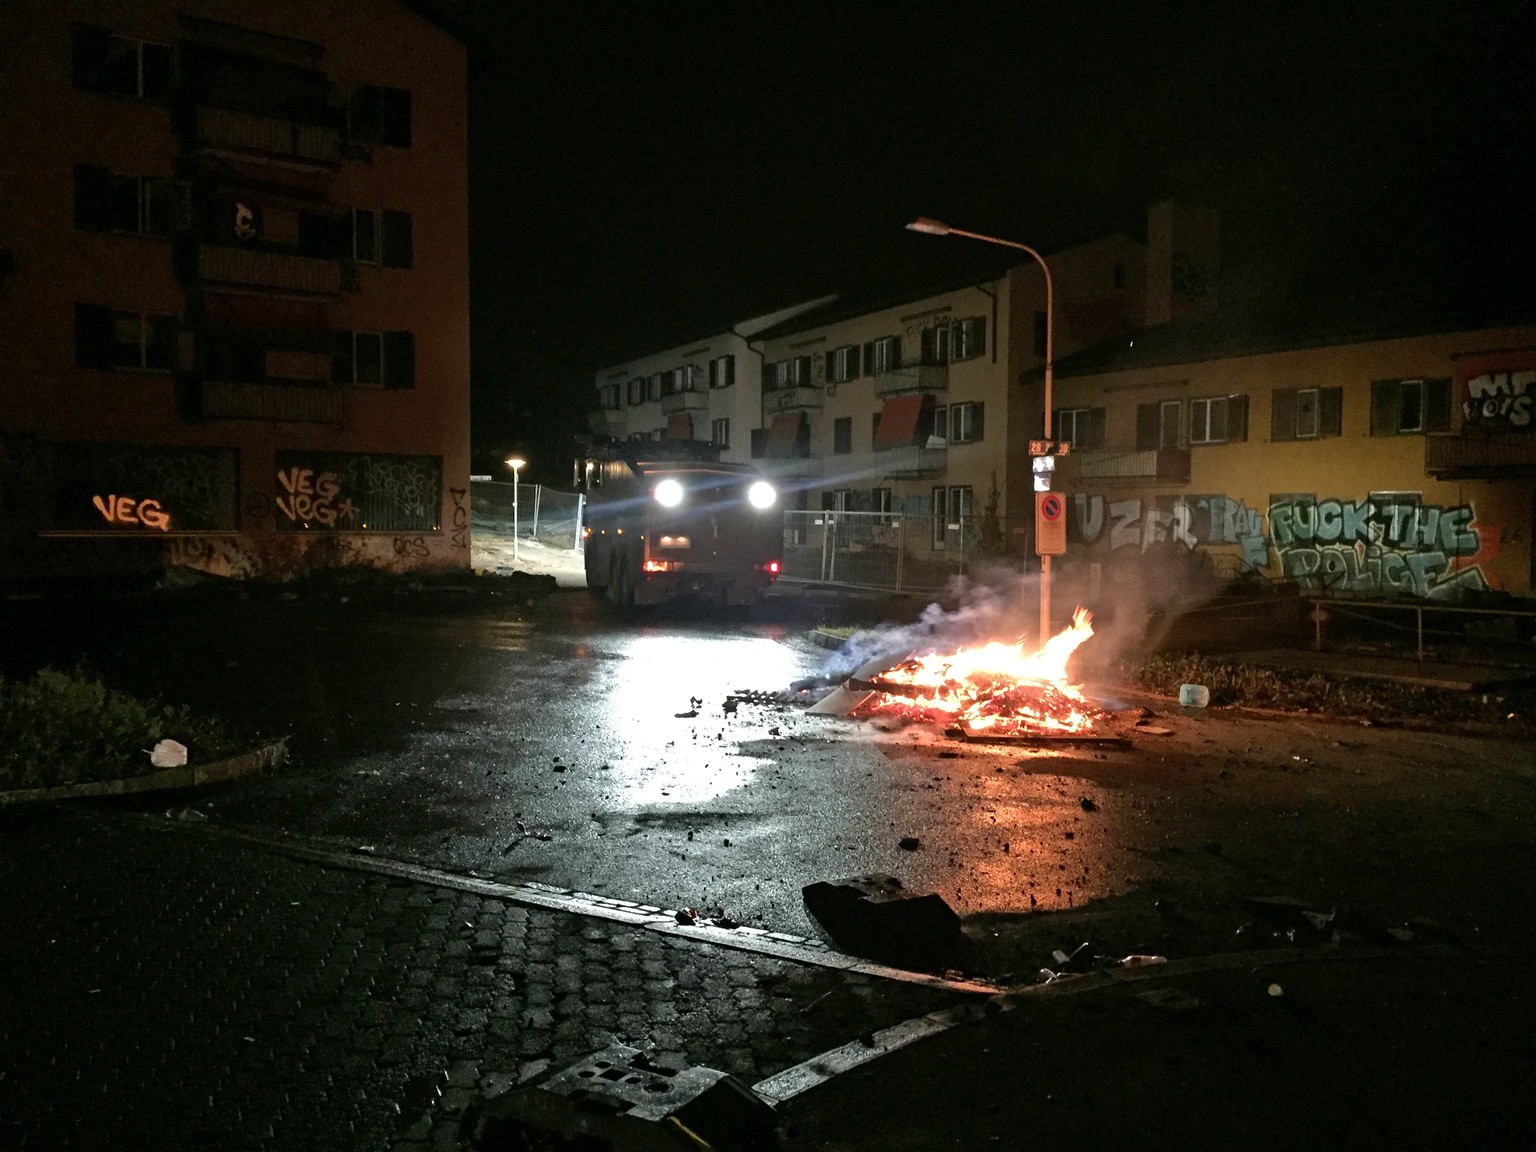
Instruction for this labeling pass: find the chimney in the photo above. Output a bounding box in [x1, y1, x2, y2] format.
[1143, 200, 1220, 327]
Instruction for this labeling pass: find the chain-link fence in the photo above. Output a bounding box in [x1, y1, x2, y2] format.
[470, 481, 583, 550]
[781, 509, 1005, 592]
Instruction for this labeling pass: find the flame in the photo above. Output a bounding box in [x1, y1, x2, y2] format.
[858, 607, 1100, 736]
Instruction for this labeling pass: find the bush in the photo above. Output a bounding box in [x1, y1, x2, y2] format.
[0, 666, 244, 791]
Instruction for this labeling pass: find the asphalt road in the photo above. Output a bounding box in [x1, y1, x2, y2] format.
[11, 585, 1536, 976]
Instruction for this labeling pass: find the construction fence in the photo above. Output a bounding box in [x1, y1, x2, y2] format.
[780, 509, 1023, 593]
[470, 481, 583, 550]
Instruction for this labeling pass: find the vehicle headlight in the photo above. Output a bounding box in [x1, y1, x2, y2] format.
[654, 479, 684, 507]
[748, 481, 777, 509]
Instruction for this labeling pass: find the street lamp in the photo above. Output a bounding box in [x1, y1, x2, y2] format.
[906, 216, 1056, 641]
[504, 456, 526, 562]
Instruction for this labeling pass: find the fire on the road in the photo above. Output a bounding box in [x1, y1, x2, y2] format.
[853, 607, 1102, 737]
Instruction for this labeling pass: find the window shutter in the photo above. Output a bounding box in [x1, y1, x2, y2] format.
[890, 337, 902, 370]
[1088, 406, 1107, 449]
[761, 360, 774, 390]
[1136, 403, 1159, 450]
[73, 303, 114, 369]
[146, 316, 179, 371]
[73, 164, 112, 231]
[70, 24, 112, 92]
[850, 344, 862, 377]
[332, 331, 354, 383]
[381, 210, 413, 268]
[1320, 387, 1343, 436]
[383, 87, 412, 147]
[862, 341, 874, 376]
[1229, 394, 1249, 442]
[974, 316, 986, 358]
[383, 331, 415, 388]
[972, 402, 985, 442]
[1426, 378, 1452, 431]
[1271, 389, 1297, 442]
[824, 351, 835, 381]
[1370, 380, 1397, 436]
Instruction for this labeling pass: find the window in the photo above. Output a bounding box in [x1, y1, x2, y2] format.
[1189, 394, 1248, 445]
[709, 354, 735, 388]
[351, 209, 380, 263]
[868, 335, 901, 374]
[602, 383, 622, 411]
[677, 365, 697, 393]
[833, 416, 853, 454]
[953, 316, 986, 360]
[74, 304, 177, 372]
[711, 418, 730, 448]
[920, 324, 950, 365]
[348, 85, 411, 148]
[1033, 311, 1049, 358]
[72, 25, 174, 102]
[334, 330, 414, 388]
[932, 485, 972, 550]
[648, 374, 664, 402]
[347, 209, 412, 267]
[948, 401, 985, 443]
[74, 166, 179, 237]
[872, 487, 894, 525]
[821, 489, 852, 512]
[1055, 406, 1106, 449]
[1272, 386, 1342, 441]
[1136, 400, 1184, 450]
[274, 451, 440, 532]
[627, 377, 644, 406]
[769, 356, 811, 391]
[827, 344, 862, 383]
[1371, 378, 1451, 435]
[930, 405, 949, 443]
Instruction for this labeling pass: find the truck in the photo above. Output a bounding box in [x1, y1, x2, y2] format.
[575, 441, 783, 609]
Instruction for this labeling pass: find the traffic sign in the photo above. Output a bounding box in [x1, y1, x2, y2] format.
[1036, 490, 1067, 556]
[1028, 440, 1071, 457]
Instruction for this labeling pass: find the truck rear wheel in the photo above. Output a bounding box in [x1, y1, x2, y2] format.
[606, 552, 635, 610]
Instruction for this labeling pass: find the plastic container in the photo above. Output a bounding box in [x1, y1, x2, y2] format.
[1178, 683, 1210, 708]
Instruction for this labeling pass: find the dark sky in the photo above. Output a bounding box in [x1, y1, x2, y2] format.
[407, 0, 1536, 473]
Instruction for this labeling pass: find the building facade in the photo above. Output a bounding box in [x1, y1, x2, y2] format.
[0, 0, 469, 582]
[1051, 313, 1536, 602]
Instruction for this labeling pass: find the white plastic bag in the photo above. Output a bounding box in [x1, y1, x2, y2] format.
[149, 739, 188, 768]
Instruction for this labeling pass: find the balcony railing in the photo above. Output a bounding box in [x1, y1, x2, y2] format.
[838, 444, 946, 478]
[587, 408, 626, 436]
[195, 380, 344, 425]
[195, 106, 342, 166]
[873, 364, 948, 397]
[197, 245, 343, 297]
[1426, 432, 1536, 478]
[763, 386, 824, 415]
[1068, 447, 1190, 483]
[754, 455, 824, 481]
[660, 388, 708, 414]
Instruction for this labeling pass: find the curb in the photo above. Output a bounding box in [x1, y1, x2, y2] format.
[0, 740, 288, 807]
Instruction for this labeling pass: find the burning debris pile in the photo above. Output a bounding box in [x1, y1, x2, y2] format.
[846, 608, 1105, 738]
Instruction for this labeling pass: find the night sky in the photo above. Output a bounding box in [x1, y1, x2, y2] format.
[406, 1, 1536, 479]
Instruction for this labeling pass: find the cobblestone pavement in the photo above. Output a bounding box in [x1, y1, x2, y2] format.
[0, 807, 971, 1151]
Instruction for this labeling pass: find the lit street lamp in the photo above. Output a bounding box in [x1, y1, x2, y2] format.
[906, 217, 1056, 641]
[504, 456, 526, 562]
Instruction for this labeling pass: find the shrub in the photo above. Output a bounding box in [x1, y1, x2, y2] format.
[0, 666, 244, 791]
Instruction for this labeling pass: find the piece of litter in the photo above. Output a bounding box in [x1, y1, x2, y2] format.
[1135, 725, 1173, 736]
[1267, 982, 1284, 997]
[149, 739, 188, 768]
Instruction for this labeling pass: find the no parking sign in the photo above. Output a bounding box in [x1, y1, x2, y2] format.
[1036, 491, 1067, 556]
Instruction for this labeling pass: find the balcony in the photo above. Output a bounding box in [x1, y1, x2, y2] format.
[1426, 432, 1536, 479]
[1068, 447, 1190, 483]
[660, 388, 708, 414]
[196, 245, 343, 297]
[587, 408, 627, 436]
[194, 105, 342, 168]
[874, 364, 948, 397]
[194, 380, 344, 425]
[763, 386, 823, 415]
[844, 444, 947, 479]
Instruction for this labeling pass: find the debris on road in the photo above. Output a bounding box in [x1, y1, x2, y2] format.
[1118, 954, 1168, 967]
[897, 836, 921, 851]
[1079, 796, 1098, 812]
[802, 874, 965, 971]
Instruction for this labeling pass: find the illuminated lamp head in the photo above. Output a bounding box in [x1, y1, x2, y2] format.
[747, 481, 777, 509]
[653, 478, 685, 507]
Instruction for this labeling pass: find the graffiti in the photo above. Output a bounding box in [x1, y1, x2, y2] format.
[449, 486, 469, 549]
[1269, 497, 1488, 598]
[274, 467, 357, 529]
[164, 536, 259, 579]
[92, 493, 170, 531]
[1073, 493, 1267, 569]
[392, 536, 429, 558]
[1462, 369, 1536, 429]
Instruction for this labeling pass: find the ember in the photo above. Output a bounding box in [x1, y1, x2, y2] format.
[854, 607, 1102, 736]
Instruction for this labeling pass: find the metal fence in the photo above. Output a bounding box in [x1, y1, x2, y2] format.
[780, 509, 997, 592]
[470, 481, 583, 550]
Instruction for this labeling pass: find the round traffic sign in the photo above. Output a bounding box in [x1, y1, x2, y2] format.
[1040, 493, 1063, 521]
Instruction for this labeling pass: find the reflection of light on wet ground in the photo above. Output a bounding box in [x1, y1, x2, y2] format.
[603, 630, 814, 805]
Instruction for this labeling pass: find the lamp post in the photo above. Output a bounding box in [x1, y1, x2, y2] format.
[906, 217, 1056, 642]
[504, 456, 526, 562]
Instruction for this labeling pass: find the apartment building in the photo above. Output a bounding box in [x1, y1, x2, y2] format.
[0, 0, 469, 582]
[1050, 306, 1536, 601]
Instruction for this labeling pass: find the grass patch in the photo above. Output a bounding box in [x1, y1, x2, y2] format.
[0, 666, 248, 792]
